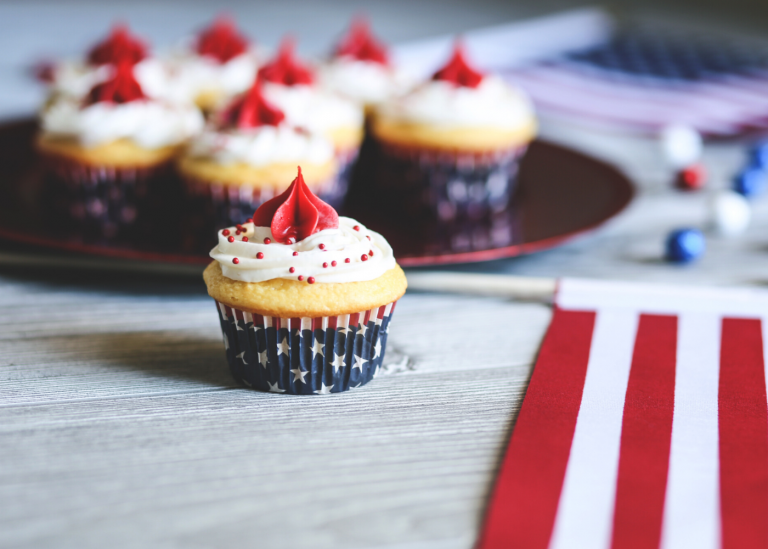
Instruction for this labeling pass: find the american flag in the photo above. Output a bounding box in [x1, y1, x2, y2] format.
[478, 278, 768, 549]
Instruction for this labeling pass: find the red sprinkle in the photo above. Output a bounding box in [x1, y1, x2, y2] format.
[232, 257, 240, 264]
[222, 229, 230, 236]
[361, 254, 369, 261]
[319, 243, 326, 250]
[289, 267, 295, 273]
[353, 225, 360, 231]
[264, 237, 272, 244]
[308, 277, 316, 284]
[331, 260, 337, 267]
[298, 275, 304, 281]
[236, 224, 243, 230]
[366, 235, 371, 240]
[256, 252, 264, 259]
[227, 236, 235, 243]
[242, 236, 249, 242]
[322, 262, 328, 268]
[345, 258, 351, 263]
[235, 230, 241, 235]
[369, 250, 374, 256]
[292, 251, 299, 256]
[245, 218, 253, 223]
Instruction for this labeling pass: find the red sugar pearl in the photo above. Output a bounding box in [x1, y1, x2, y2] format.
[256, 252, 264, 259]
[331, 260, 337, 267]
[319, 243, 326, 250]
[369, 250, 374, 256]
[227, 236, 235, 243]
[245, 218, 253, 223]
[236, 224, 243, 230]
[308, 277, 316, 284]
[232, 258, 240, 264]
[235, 230, 241, 235]
[322, 262, 328, 268]
[353, 225, 360, 231]
[361, 254, 369, 261]
[366, 235, 371, 241]
[289, 267, 295, 273]
[242, 236, 249, 242]
[292, 251, 299, 256]
[298, 275, 304, 281]
[345, 258, 351, 263]
[222, 229, 230, 236]
[264, 238, 271, 244]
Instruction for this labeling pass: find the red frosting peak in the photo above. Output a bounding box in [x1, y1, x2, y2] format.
[258, 38, 315, 86]
[335, 18, 389, 65]
[196, 16, 249, 63]
[86, 61, 147, 105]
[87, 24, 147, 66]
[432, 41, 484, 88]
[218, 78, 285, 129]
[252, 166, 339, 244]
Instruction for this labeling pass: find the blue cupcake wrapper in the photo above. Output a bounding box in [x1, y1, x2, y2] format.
[215, 300, 397, 395]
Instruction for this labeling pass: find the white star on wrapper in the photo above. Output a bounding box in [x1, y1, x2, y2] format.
[277, 337, 290, 356]
[223, 334, 229, 350]
[353, 354, 366, 371]
[312, 338, 325, 358]
[373, 339, 382, 359]
[236, 351, 248, 364]
[243, 378, 253, 387]
[267, 381, 285, 393]
[314, 383, 334, 395]
[258, 349, 269, 368]
[331, 351, 346, 373]
[358, 323, 368, 338]
[338, 325, 353, 335]
[291, 367, 309, 383]
[235, 319, 244, 331]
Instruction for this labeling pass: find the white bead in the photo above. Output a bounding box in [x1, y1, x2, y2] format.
[709, 190, 751, 236]
[660, 124, 703, 168]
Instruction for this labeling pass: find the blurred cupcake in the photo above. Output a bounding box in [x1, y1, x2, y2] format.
[178, 77, 342, 238]
[259, 39, 364, 193]
[37, 61, 204, 236]
[153, 17, 261, 113]
[370, 42, 536, 221]
[203, 166, 407, 395]
[318, 18, 413, 115]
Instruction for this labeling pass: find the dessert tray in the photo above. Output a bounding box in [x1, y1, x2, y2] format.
[0, 118, 633, 270]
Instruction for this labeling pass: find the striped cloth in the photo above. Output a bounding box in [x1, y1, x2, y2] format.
[478, 278, 768, 549]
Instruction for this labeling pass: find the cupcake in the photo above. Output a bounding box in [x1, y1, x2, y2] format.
[178, 77, 343, 241]
[318, 18, 413, 114]
[259, 39, 364, 195]
[153, 17, 261, 113]
[204, 166, 407, 395]
[37, 61, 204, 236]
[370, 42, 536, 221]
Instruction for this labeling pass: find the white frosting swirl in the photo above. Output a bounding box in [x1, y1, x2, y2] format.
[187, 124, 334, 167]
[262, 83, 363, 134]
[317, 58, 414, 106]
[211, 217, 395, 284]
[378, 75, 535, 130]
[41, 97, 204, 148]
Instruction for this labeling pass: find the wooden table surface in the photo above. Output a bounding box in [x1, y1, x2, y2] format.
[4, 4, 768, 549]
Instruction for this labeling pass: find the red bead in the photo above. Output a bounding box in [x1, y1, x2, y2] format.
[264, 237, 271, 244]
[235, 230, 241, 235]
[331, 260, 337, 267]
[298, 275, 304, 281]
[361, 254, 368, 261]
[222, 229, 230, 236]
[322, 262, 328, 268]
[308, 277, 315, 284]
[242, 236, 249, 242]
[353, 225, 360, 231]
[319, 243, 326, 250]
[345, 258, 351, 263]
[245, 218, 253, 223]
[675, 164, 706, 191]
[289, 267, 295, 273]
[232, 258, 239, 264]
[227, 236, 235, 243]
[369, 250, 374, 256]
[236, 224, 243, 230]
[256, 252, 264, 259]
[292, 251, 299, 256]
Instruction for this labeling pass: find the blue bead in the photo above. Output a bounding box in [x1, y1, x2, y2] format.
[750, 141, 768, 169]
[665, 228, 706, 263]
[733, 167, 768, 198]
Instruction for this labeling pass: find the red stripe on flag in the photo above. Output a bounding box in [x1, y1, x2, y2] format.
[611, 314, 677, 549]
[476, 308, 596, 549]
[719, 318, 768, 549]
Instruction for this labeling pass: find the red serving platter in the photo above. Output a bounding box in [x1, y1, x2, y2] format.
[0, 118, 633, 269]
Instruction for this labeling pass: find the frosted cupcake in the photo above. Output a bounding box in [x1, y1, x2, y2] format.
[370, 43, 536, 221]
[178, 78, 342, 237]
[37, 61, 204, 236]
[259, 39, 364, 193]
[318, 19, 413, 115]
[204, 166, 407, 395]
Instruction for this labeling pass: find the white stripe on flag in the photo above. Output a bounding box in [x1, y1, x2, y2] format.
[549, 308, 638, 549]
[660, 312, 721, 549]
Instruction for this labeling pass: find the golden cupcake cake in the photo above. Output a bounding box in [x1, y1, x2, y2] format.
[204, 166, 407, 395]
[370, 42, 536, 221]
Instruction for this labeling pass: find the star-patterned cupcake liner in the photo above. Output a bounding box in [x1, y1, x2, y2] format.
[215, 300, 397, 395]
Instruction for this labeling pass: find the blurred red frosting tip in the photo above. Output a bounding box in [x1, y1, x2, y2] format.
[86, 60, 146, 104]
[196, 16, 249, 63]
[253, 166, 339, 244]
[432, 41, 484, 88]
[87, 24, 147, 66]
[258, 38, 315, 86]
[218, 79, 285, 129]
[335, 17, 389, 65]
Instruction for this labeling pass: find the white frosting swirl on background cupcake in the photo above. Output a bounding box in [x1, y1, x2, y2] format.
[317, 59, 413, 105]
[187, 125, 334, 167]
[262, 83, 363, 135]
[41, 98, 204, 148]
[379, 75, 535, 130]
[211, 217, 395, 284]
